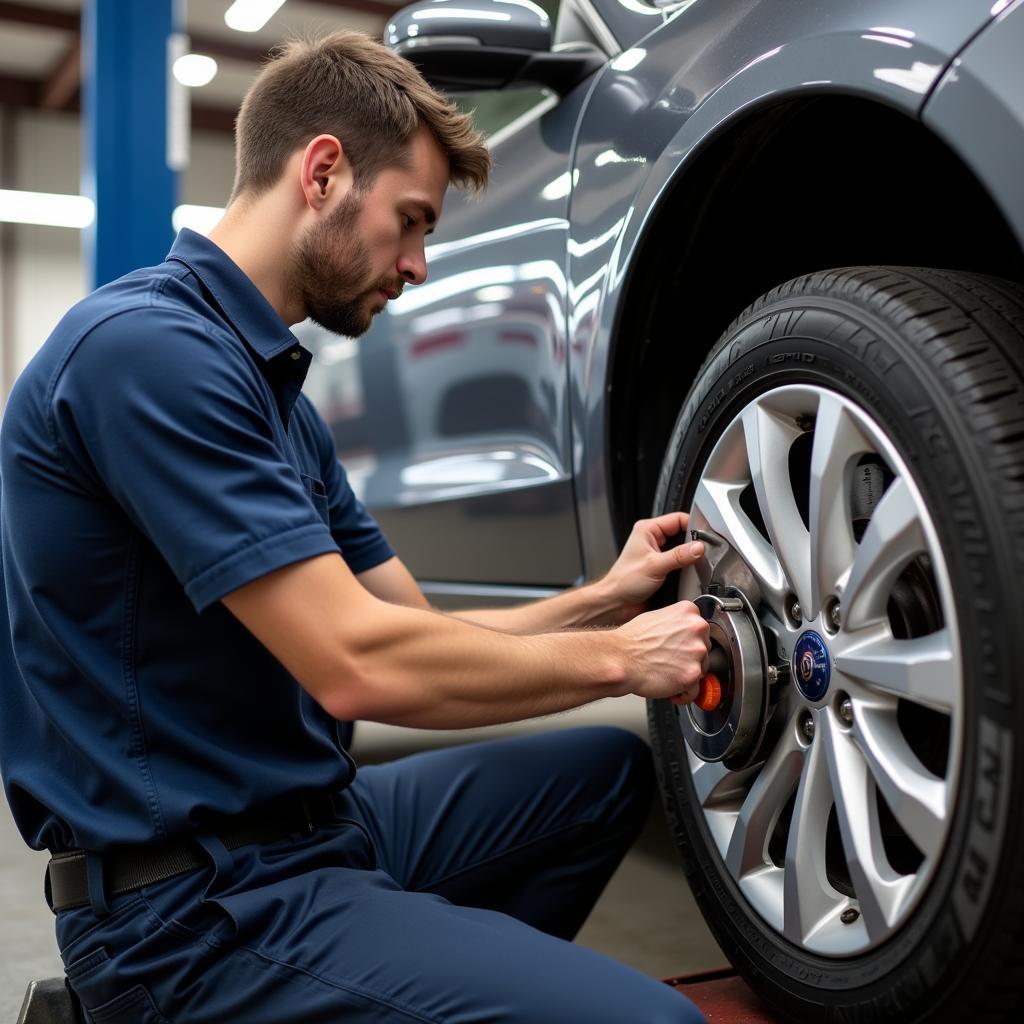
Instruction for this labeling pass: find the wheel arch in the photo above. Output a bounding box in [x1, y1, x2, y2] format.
[603, 94, 1024, 542]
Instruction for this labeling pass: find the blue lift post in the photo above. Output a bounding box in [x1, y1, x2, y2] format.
[81, 0, 182, 289]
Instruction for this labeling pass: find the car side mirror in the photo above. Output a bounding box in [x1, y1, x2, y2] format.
[384, 0, 605, 96]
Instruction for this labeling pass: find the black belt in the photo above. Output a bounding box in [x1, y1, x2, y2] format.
[46, 793, 338, 914]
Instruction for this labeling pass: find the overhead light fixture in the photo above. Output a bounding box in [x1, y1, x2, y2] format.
[0, 193, 228, 235]
[0, 190, 95, 229]
[173, 53, 218, 88]
[173, 205, 225, 235]
[224, 0, 287, 32]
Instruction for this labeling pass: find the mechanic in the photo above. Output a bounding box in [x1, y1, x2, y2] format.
[0, 32, 711, 1024]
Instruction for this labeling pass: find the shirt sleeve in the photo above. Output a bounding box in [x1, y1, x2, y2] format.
[48, 307, 340, 612]
[301, 396, 396, 575]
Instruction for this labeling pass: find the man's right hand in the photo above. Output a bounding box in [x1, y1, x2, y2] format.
[616, 601, 711, 704]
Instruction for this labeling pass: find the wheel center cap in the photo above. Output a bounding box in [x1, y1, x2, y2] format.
[793, 630, 831, 701]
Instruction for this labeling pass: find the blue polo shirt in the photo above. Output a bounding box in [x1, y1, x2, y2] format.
[0, 229, 394, 853]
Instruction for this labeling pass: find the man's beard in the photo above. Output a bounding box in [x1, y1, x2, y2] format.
[292, 191, 381, 338]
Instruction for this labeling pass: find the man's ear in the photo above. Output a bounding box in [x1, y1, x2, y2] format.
[299, 134, 353, 211]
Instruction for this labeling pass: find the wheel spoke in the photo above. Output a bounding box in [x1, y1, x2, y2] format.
[841, 478, 927, 630]
[822, 716, 915, 940]
[742, 404, 812, 615]
[836, 627, 958, 713]
[691, 478, 787, 606]
[853, 706, 947, 857]
[808, 395, 869, 612]
[691, 757, 735, 808]
[782, 727, 839, 944]
[726, 718, 804, 878]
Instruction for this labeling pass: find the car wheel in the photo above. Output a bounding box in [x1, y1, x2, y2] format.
[647, 267, 1024, 1022]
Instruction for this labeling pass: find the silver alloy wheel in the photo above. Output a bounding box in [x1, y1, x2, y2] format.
[677, 384, 963, 957]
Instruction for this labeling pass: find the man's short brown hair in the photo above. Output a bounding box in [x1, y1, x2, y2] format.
[230, 31, 491, 201]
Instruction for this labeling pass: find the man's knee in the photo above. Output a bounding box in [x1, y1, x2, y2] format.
[545, 968, 705, 1024]
[500, 931, 706, 1024]
[568, 724, 652, 774]
[574, 725, 656, 828]
[659, 993, 708, 1024]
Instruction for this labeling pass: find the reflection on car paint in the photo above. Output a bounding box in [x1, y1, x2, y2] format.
[302, 85, 588, 584]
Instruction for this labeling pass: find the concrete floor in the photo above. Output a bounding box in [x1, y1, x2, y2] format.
[0, 696, 728, 1021]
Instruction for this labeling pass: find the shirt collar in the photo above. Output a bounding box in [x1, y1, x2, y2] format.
[166, 228, 299, 362]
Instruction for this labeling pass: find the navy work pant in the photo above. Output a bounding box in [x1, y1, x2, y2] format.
[54, 727, 705, 1023]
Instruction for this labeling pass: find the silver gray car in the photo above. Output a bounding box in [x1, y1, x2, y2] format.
[301, 1, 1024, 1019]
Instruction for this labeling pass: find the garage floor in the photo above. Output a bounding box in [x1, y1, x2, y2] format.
[0, 696, 729, 1021]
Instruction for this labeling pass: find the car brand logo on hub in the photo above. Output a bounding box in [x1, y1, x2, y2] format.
[793, 631, 831, 701]
[799, 650, 816, 681]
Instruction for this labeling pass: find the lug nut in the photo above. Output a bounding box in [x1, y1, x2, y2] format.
[823, 596, 842, 634]
[839, 698, 854, 725]
[841, 908, 860, 925]
[787, 596, 802, 626]
[766, 665, 778, 684]
[800, 713, 815, 742]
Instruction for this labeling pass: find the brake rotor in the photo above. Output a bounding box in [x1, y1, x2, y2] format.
[677, 589, 773, 770]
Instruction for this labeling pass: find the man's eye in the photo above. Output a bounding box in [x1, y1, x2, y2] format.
[403, 215, 416, 230]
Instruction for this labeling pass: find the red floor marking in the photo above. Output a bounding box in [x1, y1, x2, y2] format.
[664, 968, 783, 1022]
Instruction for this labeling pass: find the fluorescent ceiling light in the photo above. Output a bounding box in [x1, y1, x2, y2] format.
[173, 205, 225, 235]
[224, 0, 287, 32]
[0, 193, 228, 235]
[0, 189, 94, 228]
[173, 53, 218, 87]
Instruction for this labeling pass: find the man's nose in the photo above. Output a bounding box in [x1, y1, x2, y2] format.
[397, 249, 427, 286]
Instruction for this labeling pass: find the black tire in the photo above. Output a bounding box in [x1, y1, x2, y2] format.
[647, 267, 1024, 1023]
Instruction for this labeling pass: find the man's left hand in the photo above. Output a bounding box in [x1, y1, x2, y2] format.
[600, 512, 705, 622]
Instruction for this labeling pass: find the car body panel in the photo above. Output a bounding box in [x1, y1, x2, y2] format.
[922, 0, 1024, 252]
[567, 0, 1010, 578]
[586, 0, 661, 50]
[596, 0, 999, 51]
[305, 86, 590, 587]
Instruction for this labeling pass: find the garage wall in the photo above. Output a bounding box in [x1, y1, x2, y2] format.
[185, 131, 238, 208]
[4, 110, 84, 405]
[0, 110, 236, 406]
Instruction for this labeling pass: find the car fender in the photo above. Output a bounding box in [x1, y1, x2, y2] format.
[921, 0, 1024, 254]
[567, 0, 997, 575]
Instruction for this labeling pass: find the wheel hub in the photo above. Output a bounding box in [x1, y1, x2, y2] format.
[793, 630, 831, 701]
[679, 591, 775, 769]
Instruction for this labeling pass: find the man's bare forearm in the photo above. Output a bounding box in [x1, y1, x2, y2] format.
[223, 553, 705, 731]
[449, 578, 629, 634]
[332, 599, 629, 729]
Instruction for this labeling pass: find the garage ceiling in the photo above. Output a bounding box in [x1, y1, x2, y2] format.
[0, 0, 409, 133]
